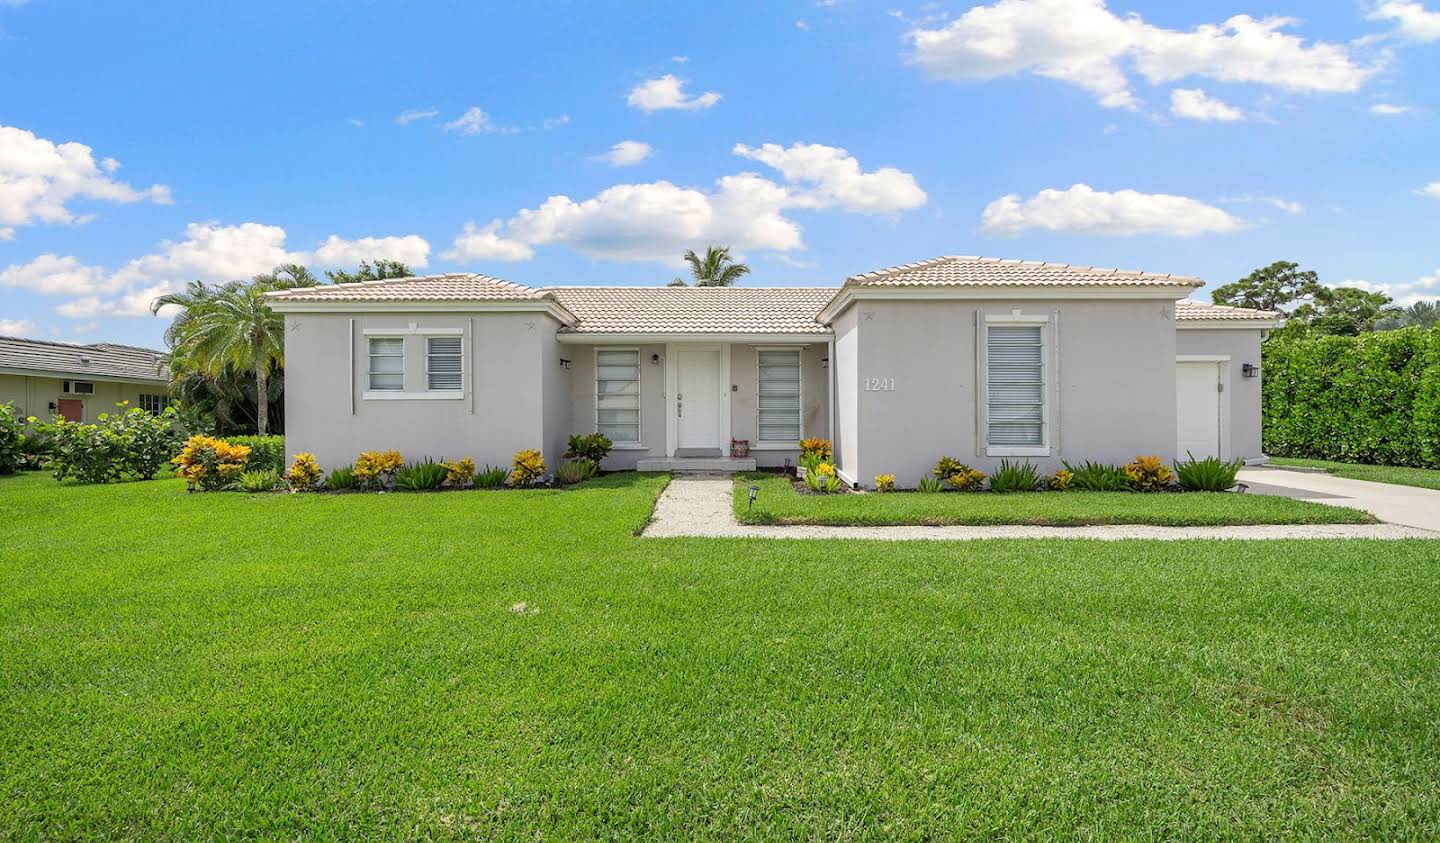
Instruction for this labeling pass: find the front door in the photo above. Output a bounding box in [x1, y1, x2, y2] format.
[57, 398, 83, 422]
[1176, 361, 1222, 459]
[676, 349, 722, 450]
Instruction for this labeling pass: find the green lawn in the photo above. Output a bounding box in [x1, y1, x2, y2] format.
[1269, 457, 1440, 491]
[735, 472, 1372, 527]
[4, 471, 1440, 838]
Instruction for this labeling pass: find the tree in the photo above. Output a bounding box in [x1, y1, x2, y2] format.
[667, 277, 688, 287]
[682, 246, 749, 287]
[1377, 300, 1440, 331]
[326, 260, 413, 284]
[1288, 286, 1398, 337]
[1210, 261, 1319, 312]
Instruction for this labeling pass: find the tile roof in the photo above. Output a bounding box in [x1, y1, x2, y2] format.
[0, 336, 169, 382]
[263, 273, 549, 302]
[1175, 300, 1283, 322]
[844, 255, 1204, 290]
[546, 286, 835, 334]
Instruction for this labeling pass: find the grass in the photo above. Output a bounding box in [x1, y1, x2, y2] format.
[735, 472, 1373, 527]
[4, 470, 1440, 838]
[1269, 457, 1440, 491]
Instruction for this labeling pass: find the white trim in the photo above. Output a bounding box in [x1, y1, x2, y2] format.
[818, 285, 1194, 323]
[0, 367, 167, 385]
[664, 343, 677, 458]
[755, 346, 803, 446]
[362, 391, 465, 401]
[348, 318, 356, 415]
[826, 336, 836, 448]
[594, 346, 642, 447]
[721, 343, 732, 452]
[980, 312, 1053, 458]
[366, 335, 406, 393]
[1177, 320, 1282, 330]
[1176, 354, 1231, 363]
[611, 443, 649, 451]
[558, 331, 828, 345]
[362, 326, 463, 336]
[270, 299, 577, 326]
[750, 442, 799, 451]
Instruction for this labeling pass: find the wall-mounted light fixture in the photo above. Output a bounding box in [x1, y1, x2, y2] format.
[558, 358, 572, 370]
[1241, 363, 1260, 378]
[651, 353, 662, 365]
[820, 357, 829, 369]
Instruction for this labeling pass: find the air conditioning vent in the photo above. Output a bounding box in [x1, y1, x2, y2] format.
[64, 380, 96, 395]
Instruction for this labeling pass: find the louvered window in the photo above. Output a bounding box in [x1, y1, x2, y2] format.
[596, 349, 640, 443]
[426, 337, 463, 391]
[757, 349, 802, 443]
[986, 324, 1045, 448]
[368, 338, 404, 391]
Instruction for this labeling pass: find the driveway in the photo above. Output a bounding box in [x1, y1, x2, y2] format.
[1239, 466, 1440, 532]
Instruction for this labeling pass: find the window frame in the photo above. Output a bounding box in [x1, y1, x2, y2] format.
[367, 336, 406, 392]
[755, 347, 803, 446]
[138, 393, 168, 414]
[425, 335, 464, 392]
[595, 347, 642, 446]
[982, 313, 1052, 457]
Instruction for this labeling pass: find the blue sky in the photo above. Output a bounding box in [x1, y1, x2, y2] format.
[1, 0, 1438, 348]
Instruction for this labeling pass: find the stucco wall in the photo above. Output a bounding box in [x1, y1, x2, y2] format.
[832, 308, 859, 481]
[283, 311, 563, 472]
[728, 343, 828, 468]
[566, 343, 668, 471]
[0, 374, 166, 424]
[838, 298, 1177, 487]
[1175, 327, 1266, 460]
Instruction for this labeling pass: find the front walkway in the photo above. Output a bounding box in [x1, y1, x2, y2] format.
[1238, 466, 1440, 532]
[642, 475, 1437, 541]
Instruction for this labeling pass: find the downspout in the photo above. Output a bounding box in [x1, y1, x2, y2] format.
[827, 336, 836, 465]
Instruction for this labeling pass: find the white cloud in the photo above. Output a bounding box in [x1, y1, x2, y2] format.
[347, 118, 366, 128]
[626, 75, 722, 112]
[396, 109, 439, 125]
[732, 142, 927, 213]
[445, 106, 518, 136]
[0, 227, 13, 241]
[311, 234, 431, 268]
[1369, 1, 1440, 42]
[1419, 181, 1440, 198]
[0, 254, 109, 296]
[981, 183, 1243, 236]
[905, 0, 1377, 109]
[541, 115, 571, 130]
[1266, 197, 1304, 215]
[671, 55, 689, 64]
[0, 319, 37, 335]
[594, 140, 654, 167]
[1170, 88, 1243, 121]
[0, 124, 171, 233]
[447, 142, 924, 264]
[1341, 270, 1440, 305]
[1371, 102, 1412, 115]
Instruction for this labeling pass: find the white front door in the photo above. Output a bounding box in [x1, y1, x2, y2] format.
[1176, 361, 1222, 460]
[676, 348, 723, 449]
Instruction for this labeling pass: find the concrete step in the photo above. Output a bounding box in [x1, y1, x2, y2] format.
[636, 457, 757, 473]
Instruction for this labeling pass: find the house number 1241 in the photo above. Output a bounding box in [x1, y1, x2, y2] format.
[864, 377, 896, 392]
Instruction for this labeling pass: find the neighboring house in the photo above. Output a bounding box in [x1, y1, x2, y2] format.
[267, 256, 1281, 488]
[0, 336, 170, 424]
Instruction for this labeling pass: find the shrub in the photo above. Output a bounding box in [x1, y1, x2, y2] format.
[1047, 469, 1073, 491]
[34, 403, 182, 484]
[510, 448, 546, 487]
[109, 404, 183, 480]
[933, 456, 966, 480]
[475, 464, 509, 488]
[805, 462, 841, 493]
[395, 458, 448, 491]
[0, 402, 23, 475]
[239, 469, 281, 493]
[554, 458, 598, 485]
[916, 475, 944, 494]
[284, 452, 322, 491]
[799, 437, 832, 462]
[564, 433, 613, 465]
[173, 435, 251, 491]
[1124, 455, 1174, 492]
[798, 450, 827, 473]
[874, 473, 896, 493]
[1175, 453, 1244, 492]
[324, 465, 358, 490]
[943, 466, 986, 492]
[1062, 460, 1130, 492]
[441, 457, 477, 487]
[354, 450, 403, 490]
[989, 459, 1040, 493]
[224, 436, 284, 473]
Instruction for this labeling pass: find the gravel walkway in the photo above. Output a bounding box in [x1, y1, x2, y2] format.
[642, 475, 1438, 541]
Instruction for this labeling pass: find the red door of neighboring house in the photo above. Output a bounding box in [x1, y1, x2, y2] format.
[57, 398, 83, 422]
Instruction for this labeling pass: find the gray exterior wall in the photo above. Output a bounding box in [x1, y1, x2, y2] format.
[282, 311, 566, 472]
[0, 374, 166, 424]
[1176, 327, 1266, 461]
[835, 298, 1177, 488]
[566, 343, 668, 471]
[728, 343, 828, 468]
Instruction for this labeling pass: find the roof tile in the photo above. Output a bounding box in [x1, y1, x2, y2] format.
[1175, 300, 1283, 321]
[844, 255, 1203, 289]
[264, 273, 547, 302]
[0, 336, 169, 382]
[547, 287, 833, 334]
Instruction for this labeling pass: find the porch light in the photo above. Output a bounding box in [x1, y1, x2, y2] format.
[651, 353, 662, 365]
[820, 357, 829, 369]
[1242, 363, 1260, 378]
[559, 358, 572, 370]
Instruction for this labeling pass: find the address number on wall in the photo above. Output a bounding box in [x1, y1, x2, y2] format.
[864, 377, 896, 392]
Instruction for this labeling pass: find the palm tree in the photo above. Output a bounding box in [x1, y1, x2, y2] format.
[683, 246, 750, 287]
[1377, 300, 1440, 331]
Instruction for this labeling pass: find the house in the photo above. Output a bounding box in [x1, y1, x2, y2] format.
[0, 336, 170, 423]
[267, 256, 1281, 488]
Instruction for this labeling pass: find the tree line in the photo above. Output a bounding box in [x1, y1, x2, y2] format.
[1212, 261, 1437, 337]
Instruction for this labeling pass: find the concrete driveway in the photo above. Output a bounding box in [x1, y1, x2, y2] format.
[1239, 466, 1440, 532]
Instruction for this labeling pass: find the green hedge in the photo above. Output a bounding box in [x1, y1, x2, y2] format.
[223, 436, 285, 474]
[1263, 327, 1440, 467]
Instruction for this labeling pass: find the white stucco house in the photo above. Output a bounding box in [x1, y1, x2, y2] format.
[266, 255, 1281, 488]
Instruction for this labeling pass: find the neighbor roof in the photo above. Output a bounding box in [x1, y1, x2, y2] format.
[263, 273, 550, 302]
[1175, 300, 1283, 322]
[0, 336, 169, 382]
[547, 286, 834, 335]
[843, 256, 1204, 290]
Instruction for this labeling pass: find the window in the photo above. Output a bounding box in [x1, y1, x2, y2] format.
[368, 337, 404, 391]
[596, 349, 640, 444]
[757, 349, 802, 443]
[139, 393, 168, 414]
[986, 321, 1047, 452]
[63, 380, 95, 395]
[426, 336, 463, 391]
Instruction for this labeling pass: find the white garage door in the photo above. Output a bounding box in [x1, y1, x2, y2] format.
[1176, 361, 1222, 460]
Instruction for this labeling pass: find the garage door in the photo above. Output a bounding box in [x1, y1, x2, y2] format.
[1176, 361, 1222, 460]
